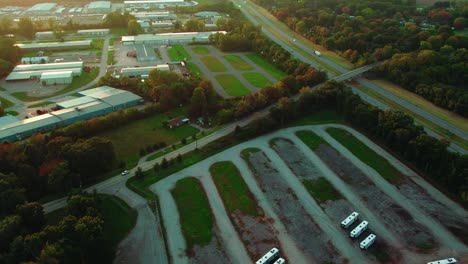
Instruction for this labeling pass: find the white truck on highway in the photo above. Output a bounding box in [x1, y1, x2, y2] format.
[350, 220, 368, 238]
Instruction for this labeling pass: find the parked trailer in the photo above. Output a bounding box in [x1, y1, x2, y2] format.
[350, 221, 368, 238]
[359, 234, 376, 249]
[341, 212, 359, 228]
[273, 258, 286, 264]
[314, 50, 321, 56]
[427, 258, 457, 264]
[256, 248, 279, 264]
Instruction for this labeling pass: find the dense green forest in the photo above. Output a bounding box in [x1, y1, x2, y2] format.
[251, 0, 468, 116]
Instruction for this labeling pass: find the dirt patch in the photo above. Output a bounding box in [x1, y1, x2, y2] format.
[245, 150, 346, 263]
[316, 144, 437, 251]
[230, 209, 282, 261]
[189, 225, 230, 263]
[399, 182, 468, 244]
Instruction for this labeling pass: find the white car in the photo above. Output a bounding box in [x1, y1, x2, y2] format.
[121, 170, 129, 176]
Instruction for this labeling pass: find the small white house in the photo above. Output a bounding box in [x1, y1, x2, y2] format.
[40, 71, 73, 85]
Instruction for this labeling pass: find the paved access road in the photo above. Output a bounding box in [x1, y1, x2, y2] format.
[234, 0, 467, 152]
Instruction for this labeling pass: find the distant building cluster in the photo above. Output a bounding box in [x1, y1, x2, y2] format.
[0, 87, 143, 142]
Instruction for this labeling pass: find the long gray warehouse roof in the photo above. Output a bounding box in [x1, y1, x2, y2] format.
[27, 3, 57, 12]
[57, 96, 98, 109]
[0, 114, 61, 140]
[0, 115, 20, 126]
[15, 41, 92, 50]
[78, 86, 114, 96]
[51, 101, 111, 120]
[6, 68, 82, 81]
[122, 31, 226, 44]
[88, 1, 111, 9]
[87, 89, 143, 107]
[14, 62, 83, 72]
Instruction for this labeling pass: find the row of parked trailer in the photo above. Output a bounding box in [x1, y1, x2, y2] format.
[341, 212, 376, 249]
[255, 248, 285, 264]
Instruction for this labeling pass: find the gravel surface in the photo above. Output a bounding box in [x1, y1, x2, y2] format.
[315, 144, 436, 250]
[190, 226, 231, 264]
[245, 149, 346, 264]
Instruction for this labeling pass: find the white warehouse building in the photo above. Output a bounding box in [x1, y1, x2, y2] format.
[40, 71, 73, 85]
[121, 31, 226, 45]
[86, 1, 111, 13]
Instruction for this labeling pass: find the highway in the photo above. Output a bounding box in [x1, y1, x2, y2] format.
[234, 0, 467, 153]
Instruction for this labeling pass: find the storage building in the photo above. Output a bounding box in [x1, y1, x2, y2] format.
[15, 40, 92, 51]
[0, 115, 20, 127]
[6, 61, 83, 82]
[120, 64, 169, 78]
[26, 3, 57, 15]
[86, 89, 143, 110]
[124, 0, 185, 8]
[35, 31, 55, 39]
[40, 71, 73, 85]
[122, 31, 226, 45]
[135, 44, 158, 61]
[56, 96, 98, 109]
[78, 86, 114, 96]
[86, 1, 111, 13]
[0, 114, 61, 142]
[51, 101, 113, 126]
[77, 29, 109, 35]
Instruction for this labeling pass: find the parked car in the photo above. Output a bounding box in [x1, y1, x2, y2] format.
[121, 170, 129, 176]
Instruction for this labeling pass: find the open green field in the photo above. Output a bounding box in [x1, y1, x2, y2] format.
[200, 56, 227, 72]
[215, 74, 250, 96]
[223, 55, 253, 71]
[0, 97, 14, 108]
[107, 50, 114, 65]
[27, 101, 54, 108]
[172, 177, 214, 250]
[242, 72, 272, 88]
[11, 68, 99, 102]
[303, 177, 342, 203]
[192, 46, 210, 55]
[5, 111, 18, 116]
[168, 44, 192, 61]
[245, 54, 285, 80]
[290, 110, 344, 126]
[97, 108, 199, 167]
[356, 85, 468, 150]
[187, 62, 203, 77]
[372, 79, 468, 133]
[326, 127, 404, 184]
[210, 161, 258, 216]
[295, 130, 328, 150]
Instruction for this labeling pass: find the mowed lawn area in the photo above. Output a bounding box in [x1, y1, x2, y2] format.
[223, 55, 253, 71]
[326, 127, 404, 184]
[215, 74, 250, 96]
[172, 177, 214, 250]
[245, 54, 286, 80]
[96, 108, 199, 167]
[210, 161, 258, 216]
[168, 44, 192, 61]
[295, 130, 328, 150]
[191, 46, 210, 55]
[200, 56, 227, 72]
[242, 72, 272, 88]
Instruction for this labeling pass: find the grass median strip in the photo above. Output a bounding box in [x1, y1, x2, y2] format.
[200, 56, 228, 72]
[245, 54, 285, 80]
[303, 178, 342, 203]
[295, 130, 328, 150]
[192, 46, 210, 55]
[168, 45, 192, 61]
[215, 74, 250, 96]
[326, 127, 404, 184]
[242, 72, 272, 88]
[223, 54, 253, 71]
[172, 177, 214, 250]
[210, 161, 258, 216]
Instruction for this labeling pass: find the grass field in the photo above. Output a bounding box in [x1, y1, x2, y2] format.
[200, 56, 228, 72]
[97, 108, 199, 167]
[289, 110, 344, 126]
[242, 72, 272, 88]
[326, 127, 404, 184]
[210, 161, 258, 216]
[192, 46, 210, 55]
[11, 68, 99, 102]
[27, 101, 54, 108]
[5, 111, 18, 116]
[0, 97, 14, 108]
[295, 130, 328, 150]
[356, 84, 468, 150]
[215, 74, 250, 96]
[168, 45, 192, 61]
[107, 50, 114, 65]
[223, 55, 253, 71]
[372, 79, 468, 133]
[187, 62, 203, 77]
[303, 178, 342, 203]
[245, 54, 285, 80]
[172, 177, 214, 250]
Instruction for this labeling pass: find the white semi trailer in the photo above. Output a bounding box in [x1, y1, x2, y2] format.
[360, 234, 376, 249]
[341, 212, 359, 228]
[273, 258, 286, 264]
[427, 258, 457, 264]
[256, 248, 279, 264]
[350, 220, 368, 238]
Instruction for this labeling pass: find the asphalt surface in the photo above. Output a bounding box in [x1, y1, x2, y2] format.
[234, 0, 467, 153]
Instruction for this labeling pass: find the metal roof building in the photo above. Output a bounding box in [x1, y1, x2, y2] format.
[6, 62, 83, 81]
[136, 44, 158, 61]
[0, 87, 143, 142]
[78, 86, 114, 96]
[121, 31, 226, 45]
[56, 96, 98, 109]
[40, 71, 73, 85]
[6, 68, 82, 81]
[120, 65, 170, 78]
[26, 3, 57, 14]
[35, 31, 55, 39]
[15, 40, 92, 51]
[13, 61, 83, 72]
[124, 0, 185, 8]
[0, 115, 20, 127]
[77, 29, 110, 35]
[88, 1, 111, 9]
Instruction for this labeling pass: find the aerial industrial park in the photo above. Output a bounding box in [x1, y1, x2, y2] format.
[0, 0, 466, 263]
